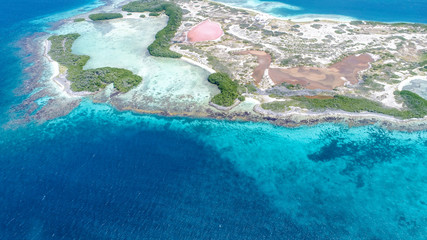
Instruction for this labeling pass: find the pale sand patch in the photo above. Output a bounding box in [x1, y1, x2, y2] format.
[181, 57, 215, 74]
[382, 84, 402, 109]
[371, 83, 403, 109]
[44, 41, 61, 88]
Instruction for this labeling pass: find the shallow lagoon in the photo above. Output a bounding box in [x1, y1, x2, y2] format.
[58, 16, 219, 113]
[403, 79, 427, 99]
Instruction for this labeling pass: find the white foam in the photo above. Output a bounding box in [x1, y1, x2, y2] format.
[286, 14, 355, 22]
[214, 0, 301, 12]
[212, 0, 357, 23]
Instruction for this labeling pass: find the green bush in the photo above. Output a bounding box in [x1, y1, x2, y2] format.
[122, 1, 182, 58]
[73, 18, 85, 22]
[261, 92, 427, 119]
[245, 84, 257, 93]
[208, 73, 240, 106]
[398, 90, 427, 118]
[149, 12, 160, 16]
[420, 52, 427, 66]
[48, 34, 142, 92]
[89, 13, 123, 21]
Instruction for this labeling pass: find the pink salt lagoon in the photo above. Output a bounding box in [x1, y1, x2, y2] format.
[187, 20, 223, 42]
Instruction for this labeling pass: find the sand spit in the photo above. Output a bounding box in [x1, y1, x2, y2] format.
[269, 54, 374, 90]
[187, 19, 224, 42]
[181, 57, 215, 73]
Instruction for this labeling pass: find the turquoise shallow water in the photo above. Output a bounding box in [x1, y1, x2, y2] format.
[0, 0, 427, 239]
[215, 0, 427, 23]
[64, 16, 217, 112]
[1, 100, 426, 239]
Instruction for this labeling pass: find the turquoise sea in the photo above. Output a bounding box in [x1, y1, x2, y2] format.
[0, 0, 426, 239]
[216, 0, 427, 23]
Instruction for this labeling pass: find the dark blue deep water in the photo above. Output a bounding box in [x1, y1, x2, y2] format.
[0, 0, 427, 239]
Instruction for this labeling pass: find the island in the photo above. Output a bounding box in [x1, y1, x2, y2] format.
[27, 0, 426, 130]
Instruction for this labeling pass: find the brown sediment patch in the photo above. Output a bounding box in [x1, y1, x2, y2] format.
[330, 54, 374, 84]
[269, 67, 343, 90]
[238, 50, 272, 84]
[268, 54, 374, 90]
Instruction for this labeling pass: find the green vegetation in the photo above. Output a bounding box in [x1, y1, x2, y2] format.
[238, 95, 245, 101]
[48, 34, 142, 92]
[140, 14, 146, 18]
[398, 90, 427, 118]
[245, 84, 257, 94]
[310, 24, 322, 29]
[122, 0, 183, 58]
[208, 73, 240, 107]
[350, 20, 427, 30]
[280, 55, 313, 67]
[73, 18, 85, 22]
[420, 52, 427, 66]
[88, 13, 123, 21]
[281, 82, 302, 90]
[207, 54, 230, 74]
[149, 12, 160, 16]
[261, 92, 427, 119]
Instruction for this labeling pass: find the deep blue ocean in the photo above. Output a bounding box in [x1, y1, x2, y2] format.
[1, 0, 427, 239]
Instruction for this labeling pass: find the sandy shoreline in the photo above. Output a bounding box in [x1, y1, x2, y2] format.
[181, 57, 215, 74]
[43, 39, 95, 97]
